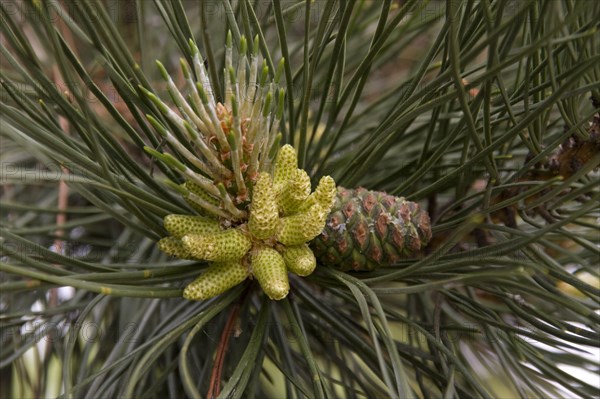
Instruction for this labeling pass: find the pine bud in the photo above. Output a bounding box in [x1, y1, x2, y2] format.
[163, 214, 221, 238]
[282, 244, 316, 276]
[183, 261, 248, 300]
[248, 172, 279, 239]
[181, 229, 252, 261]
[252, 247, 289, 300]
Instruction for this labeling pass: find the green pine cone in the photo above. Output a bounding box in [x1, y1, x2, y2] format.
[311, 187, 432, 271]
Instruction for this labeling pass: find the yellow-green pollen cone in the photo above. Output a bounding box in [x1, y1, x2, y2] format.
[282, 244, 316, 276]
[251, 247, 289, 300]
[183, 261, 249, 301]
[159, 144, 335, 301]
[143, 38, 335, 300]
[248, 173, 279, 239]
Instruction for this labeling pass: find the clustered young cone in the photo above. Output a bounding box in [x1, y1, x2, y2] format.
[159, 145, 335, 300]
[146, 33, 430, 300]
[139, 34, 336, 300]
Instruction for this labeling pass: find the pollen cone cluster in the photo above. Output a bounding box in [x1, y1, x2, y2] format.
[158, 145, 335, 301]
[138, 33, 329, 300]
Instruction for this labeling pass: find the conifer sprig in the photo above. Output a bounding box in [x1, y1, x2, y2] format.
[1, 1, 598, 398]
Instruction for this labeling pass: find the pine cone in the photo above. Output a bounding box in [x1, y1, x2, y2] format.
[311, 187, 432, 271]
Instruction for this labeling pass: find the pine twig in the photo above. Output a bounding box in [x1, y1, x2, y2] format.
[207, 302, 242, 399]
